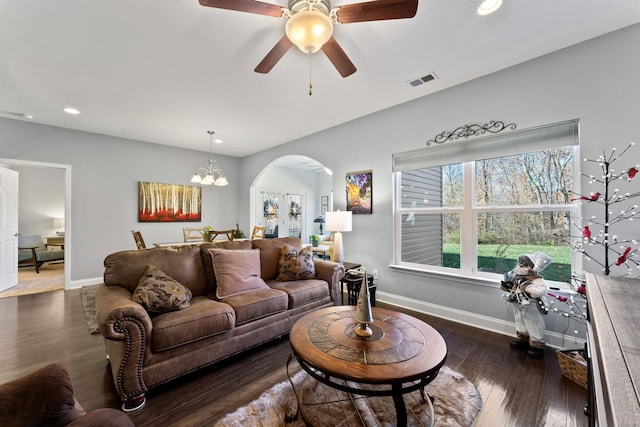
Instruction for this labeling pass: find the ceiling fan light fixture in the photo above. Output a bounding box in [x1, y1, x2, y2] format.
[477, 0, 503, 15]
[285, 9, 333, 53]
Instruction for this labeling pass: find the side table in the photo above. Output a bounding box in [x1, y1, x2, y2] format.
[341, 273, 376, 306]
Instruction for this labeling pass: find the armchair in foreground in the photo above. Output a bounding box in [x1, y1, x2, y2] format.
[0, 363, 134, 426]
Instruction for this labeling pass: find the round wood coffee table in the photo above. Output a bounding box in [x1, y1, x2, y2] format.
[288, 306, 447, 426]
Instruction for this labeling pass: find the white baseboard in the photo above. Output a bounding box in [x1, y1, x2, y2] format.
[68, 276, 102, 290]
[376, 291, 585, 350]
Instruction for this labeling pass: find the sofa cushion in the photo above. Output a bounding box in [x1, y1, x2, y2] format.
[221, 288, 288, 325]
[251, 237, 303, 280]
[132, 265, 192, 313]
[200, 240, 253, 293]
[269, 278, 331, 309]
[151, 296, 235, 351]
[0, 363, 84, 427]
[209, 248, 270, 299]
[277, 244, 316, 281]
[104, 246, 207, 296]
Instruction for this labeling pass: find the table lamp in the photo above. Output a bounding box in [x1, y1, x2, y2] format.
[313, 215, 325, 235]
[53, 217, 65, 236]
[325, 210, 352, 264]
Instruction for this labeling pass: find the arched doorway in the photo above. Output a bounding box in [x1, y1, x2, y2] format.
[249, 155, 332, 243]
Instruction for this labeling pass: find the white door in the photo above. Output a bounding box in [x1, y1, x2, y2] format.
[0, 166, 19, 292]
[286, 193, 304, 239]
[260, 190, 281, 237]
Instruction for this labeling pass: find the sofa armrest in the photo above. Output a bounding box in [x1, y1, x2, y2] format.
[96, 285, 152, 340]
[96, 284, 152, 410]
[314, 260, 345, 305]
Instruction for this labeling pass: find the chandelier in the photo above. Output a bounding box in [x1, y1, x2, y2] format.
[190, 131, 229, 186]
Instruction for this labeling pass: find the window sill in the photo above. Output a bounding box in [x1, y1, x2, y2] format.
[388, 264, 574, 292]
[388, 264, 499, 288]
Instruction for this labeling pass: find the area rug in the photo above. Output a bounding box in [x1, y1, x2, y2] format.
[80, 284, 100, 334]
[214, 365, 483, 427]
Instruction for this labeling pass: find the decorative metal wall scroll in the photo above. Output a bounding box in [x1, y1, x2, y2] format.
[426, 120, 517, 146]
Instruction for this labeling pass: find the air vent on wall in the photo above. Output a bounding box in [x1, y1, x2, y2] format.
[408, 72, 438, 87]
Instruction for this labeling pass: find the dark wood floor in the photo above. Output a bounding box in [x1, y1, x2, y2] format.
[0, 289, 588, 426]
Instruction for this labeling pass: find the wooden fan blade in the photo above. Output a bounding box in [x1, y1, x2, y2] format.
[254, 36, 294, 74]
[321, 37, 357, 78]
[199, 0, 284, 17]
[335, 0, 418, 23]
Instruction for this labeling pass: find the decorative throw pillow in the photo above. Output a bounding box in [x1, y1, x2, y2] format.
[132, 265, 192, 313]
[209, 248, 270, 299]
[277, 244, 316, 282]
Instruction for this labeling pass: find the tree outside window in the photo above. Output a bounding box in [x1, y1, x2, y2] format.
[396, 146, 577, 283]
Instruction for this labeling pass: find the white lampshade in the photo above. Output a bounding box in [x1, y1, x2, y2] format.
[201, 174, 215, 185]
[53, 217, 65, 236]
[325, 211, 352, 264]
[214, 175, 229, 186]
[285, 9, 333, 54]
[325, 211, 352, 232]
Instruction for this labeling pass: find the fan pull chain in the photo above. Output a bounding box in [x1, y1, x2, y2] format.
[308, 53, 313, 96]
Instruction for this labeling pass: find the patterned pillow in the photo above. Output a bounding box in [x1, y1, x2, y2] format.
[277, 244, 316, 281]
[132, 265, 192, 313]
[209, 248, 270, 299]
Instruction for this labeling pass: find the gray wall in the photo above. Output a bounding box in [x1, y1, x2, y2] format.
[14, 165, 65, 236]
[238, 24, 640, 345]
[2, 23, 639, 345]
[0, 124, 240, 283]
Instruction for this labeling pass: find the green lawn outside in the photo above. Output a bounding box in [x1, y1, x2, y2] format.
[443, 243, 572, 282]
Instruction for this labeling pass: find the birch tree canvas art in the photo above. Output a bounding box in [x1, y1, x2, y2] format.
[138, 181, 201, 222]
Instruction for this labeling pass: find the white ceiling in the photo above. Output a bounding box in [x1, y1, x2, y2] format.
[2, 0, 640, 158]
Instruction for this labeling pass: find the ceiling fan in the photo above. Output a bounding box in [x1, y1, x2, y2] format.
[199, 0, 419, 78]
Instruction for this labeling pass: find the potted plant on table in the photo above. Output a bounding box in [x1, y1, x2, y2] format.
[234, 223, 245, 239]
[310, 234, 319, 247]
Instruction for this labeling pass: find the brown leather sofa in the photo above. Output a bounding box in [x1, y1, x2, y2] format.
[0, 363, 135, 426]
[96, 237, 344, 411]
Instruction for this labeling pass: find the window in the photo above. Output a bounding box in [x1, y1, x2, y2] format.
[393, 120, 580, 284]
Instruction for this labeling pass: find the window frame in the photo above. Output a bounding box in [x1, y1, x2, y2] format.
[392, 120, 581, 287]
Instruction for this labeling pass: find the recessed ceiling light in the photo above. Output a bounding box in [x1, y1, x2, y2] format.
[0, 111, 34, 120]
[63, 107, 80, 115]
[477, 0, 503, 15]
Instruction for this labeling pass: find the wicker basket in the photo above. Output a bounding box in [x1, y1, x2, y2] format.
[556, 349, 588, 389]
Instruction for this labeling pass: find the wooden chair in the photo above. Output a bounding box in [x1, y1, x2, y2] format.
[251, 226, 266, 239]
[183, 227, 205, 242]
[208, 229, 235, 241]
[131, 230, 146, 249]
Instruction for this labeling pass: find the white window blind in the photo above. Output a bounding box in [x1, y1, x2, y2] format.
[393, 119, 579, 172]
